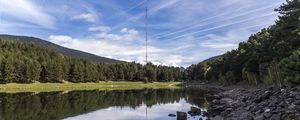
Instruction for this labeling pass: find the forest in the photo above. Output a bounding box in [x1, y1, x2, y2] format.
[0, 39, 182, 83]
[185, 0, 300, 85]
[1, 0, 299, 86]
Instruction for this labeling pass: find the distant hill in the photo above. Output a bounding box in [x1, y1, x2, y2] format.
[0, 34, 121, 63]
[200, 55, 222, 63]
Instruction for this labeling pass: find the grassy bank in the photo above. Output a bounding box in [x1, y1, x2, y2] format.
[0, 81, 181, 93]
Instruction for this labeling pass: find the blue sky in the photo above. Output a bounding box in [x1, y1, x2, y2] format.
[0, 0, 284, 67]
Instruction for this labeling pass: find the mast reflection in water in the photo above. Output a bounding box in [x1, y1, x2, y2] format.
[0, 88, 209, 120]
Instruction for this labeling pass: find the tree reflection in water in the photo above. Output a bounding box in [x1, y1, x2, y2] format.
[0, 88, 209, 120]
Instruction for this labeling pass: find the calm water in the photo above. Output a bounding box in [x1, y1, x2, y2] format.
[0, 88, 209, 120]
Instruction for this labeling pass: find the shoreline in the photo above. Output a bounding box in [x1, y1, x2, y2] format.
[205, 83, 300, 119]
[0, 81, 181, 93]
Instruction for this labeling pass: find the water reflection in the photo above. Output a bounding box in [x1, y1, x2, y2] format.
[0, 88, 209, 120]
[65, 99, 206, 120]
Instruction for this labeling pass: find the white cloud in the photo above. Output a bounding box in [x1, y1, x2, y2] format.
[48, 35, 75, 45]
[200, 43, 237, 49]
[0, 0, 55, 29]
[153, 2, 281, 39]
[71, 13, 98, 22]
[48, 27, 188, 67]
[198, 28, 258, 52]
[94, 28, 139, 41]
[88, 26, 111, 32]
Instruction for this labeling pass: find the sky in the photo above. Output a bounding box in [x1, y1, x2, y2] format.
[0, 0, 284, 67]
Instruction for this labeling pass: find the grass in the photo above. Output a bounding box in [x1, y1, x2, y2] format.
[0, 81, 182, 93]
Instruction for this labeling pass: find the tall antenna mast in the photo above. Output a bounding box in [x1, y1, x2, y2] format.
[145, 2, 148, 64]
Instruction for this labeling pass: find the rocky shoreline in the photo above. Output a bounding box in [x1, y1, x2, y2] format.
[207, 85, 300, 120]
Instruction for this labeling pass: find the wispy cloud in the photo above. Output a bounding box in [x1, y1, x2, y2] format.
[158, 12, 277, 42]
[71, 13, 98, 22]
[88, 26, 111, 32]
[153, 2, 281, 39]
[110, 0, 181, 31]
[0, 0, 55, 29]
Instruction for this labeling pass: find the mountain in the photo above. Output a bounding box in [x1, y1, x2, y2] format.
[0, 34, 121, 63]
[200, 55, 222, 64]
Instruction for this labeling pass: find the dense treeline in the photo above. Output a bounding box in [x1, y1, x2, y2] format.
[186, 0, 300, 85]
[0, 39, 182, 83]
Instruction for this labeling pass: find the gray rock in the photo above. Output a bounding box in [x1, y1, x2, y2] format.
[254, 109, 263, 115]
[294, 100, 300, 105]
[270, 113, 281, 120]
[245, 106, 251, 111]
[211, 116, 223, 120]
[295, 96, 300, 100]
[212, 99, 219, 104]
[254, 115, 264, 120]
[176, 111, 187, 120]
[168, 114, 176, 117]
[238, 112, 253, 120]
[202, 111, 208, 117]
[288, 103, 296, 109]
[263, 112, 271, 118]
[190, 106, 201, 114]
[264, 108, 270, 113]
[220, 98, 233, 104]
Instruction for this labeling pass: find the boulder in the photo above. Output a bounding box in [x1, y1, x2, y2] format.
[253, 115, 264, 120]
[176, 111, 187, 120]
[190, 106, 201, 114]
[270, 113, 281, 120]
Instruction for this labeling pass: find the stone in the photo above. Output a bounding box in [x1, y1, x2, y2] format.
[271, 110, 279, 114]
[279, 102, 286, 108]
[190, 106, 201, 114]
[226, 108, 233, 111]
[176, 111, 187, 120]
[288, 103, 296, 109]
[202, 111, 208, 117]
[168, 114, 176, 117]
[251, 106, 260, 112]
[254, 109, 263, 115]
[213, 95, 221, 100]
[291, 87, 297, 91]
[212, 105, 226, 112]
[254, 115, 264, 120]
[220, 110, 231, 117]
[238, 112, 253, 120]
[206, 86, 300, 120]
[220, 98, 233, 104]
[281, 113, 287, 119]
[270, 113, 281, 120]
[263, 113, 272, 118]
[242, 97, 247, 102]
[245, 106, 251, 111]
[260, 101, 269, 106]
[211, 116, 223, 120]
[294, 100, 300, 105]
[265, 108, 270, 113]
[212, 99, 219, 104]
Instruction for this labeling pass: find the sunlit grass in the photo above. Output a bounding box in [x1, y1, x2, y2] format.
[0, 81, 181, 93]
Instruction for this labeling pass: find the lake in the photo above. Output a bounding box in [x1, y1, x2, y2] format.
[0, 88, 209, 120]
